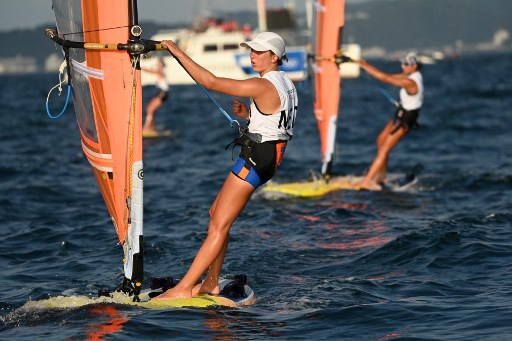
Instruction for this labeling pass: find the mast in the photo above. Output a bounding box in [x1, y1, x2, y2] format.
[123, 0, 144, 300]
[129, 0, 138, 29]
[257, 0, 268, 31]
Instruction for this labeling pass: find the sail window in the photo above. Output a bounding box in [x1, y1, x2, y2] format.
[204, 44, 218, 52]
[223, 44, 239, 51]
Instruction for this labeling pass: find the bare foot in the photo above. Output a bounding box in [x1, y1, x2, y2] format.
[192, 281, 220, 296]
[355, 179, 382, 191]
[375, 172, 387, 184]
[152, 286, 192, 300]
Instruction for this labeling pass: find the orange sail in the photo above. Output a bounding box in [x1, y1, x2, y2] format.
[50, 0, 144, 297]
[313, 0, 345, 179]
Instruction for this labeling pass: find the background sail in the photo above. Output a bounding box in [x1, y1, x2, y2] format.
[313, 0, 345, 178]
[51, 0, 144, 287]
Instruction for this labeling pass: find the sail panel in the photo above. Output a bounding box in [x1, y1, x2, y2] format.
[313, 0, 345, 177]
[51, 0, 143, 251]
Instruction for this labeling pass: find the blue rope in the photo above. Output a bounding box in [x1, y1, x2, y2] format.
[363, 71, 400, 107]
[168, 52, 243, 132]
[46, 84, 71, 119]
[193, 80, 244, 133]
[193, 80, 234, 124]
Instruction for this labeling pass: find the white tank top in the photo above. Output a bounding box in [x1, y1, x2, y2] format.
[248, 71, 298, 142]
[400, 71, 423, 110]
[157, 76, 169, 92]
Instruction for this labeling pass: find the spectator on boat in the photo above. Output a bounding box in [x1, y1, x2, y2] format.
[242, 23, 252, 38]
[142, 57, 169, 135]
[355, 52, 424, 191]
[154, 32, 298, 300]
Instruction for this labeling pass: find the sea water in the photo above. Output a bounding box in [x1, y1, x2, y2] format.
[0, 53, 511, 340]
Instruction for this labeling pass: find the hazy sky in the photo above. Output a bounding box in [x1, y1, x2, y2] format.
[0, 0, 369, 32]
[0, 0, 372, 31]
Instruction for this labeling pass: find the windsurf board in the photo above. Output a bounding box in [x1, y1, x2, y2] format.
[261, 175, 364, 198]
[18, 278, 255, 311]
[261, 173, 418, 198]
[142, 129, 174, 139]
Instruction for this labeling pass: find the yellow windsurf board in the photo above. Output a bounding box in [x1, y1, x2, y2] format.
[261, 175, 363, 198]
[142, 129, 174, 138]
[261, 173, 418, 198]
[18, 278, 255, 311]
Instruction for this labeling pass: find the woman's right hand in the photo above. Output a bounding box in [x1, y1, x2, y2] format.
[161, 40, 178, 56]
[357, 58, 368, 67]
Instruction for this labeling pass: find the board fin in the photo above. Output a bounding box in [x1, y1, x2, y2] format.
[397, 173, 416, 187]
[219, 274, 248, 299]
[382, 172, 419, 192]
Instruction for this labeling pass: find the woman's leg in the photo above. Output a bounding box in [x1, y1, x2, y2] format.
[375, 121, 396, 183]
[192, 193, 229, 295]
[143, 96, 163, 132]
[192, 237, 229, 295]
[154, 173, 255, 299]
[358, 123, 408, 190]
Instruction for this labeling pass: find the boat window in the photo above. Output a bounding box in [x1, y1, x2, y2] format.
[223, 44, 239, 51]
[204, 44, 218, 52]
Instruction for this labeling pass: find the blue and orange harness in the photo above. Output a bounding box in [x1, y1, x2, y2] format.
[227, 133, 287, 189]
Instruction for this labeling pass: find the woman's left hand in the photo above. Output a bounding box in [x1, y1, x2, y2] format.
[233, 99, 249, 119]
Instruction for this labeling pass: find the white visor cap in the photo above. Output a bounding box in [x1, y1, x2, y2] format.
[240, 32, 286, 59]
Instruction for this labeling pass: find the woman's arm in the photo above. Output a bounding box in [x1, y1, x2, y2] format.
[357, 59, 418, 95]
[161, 40, 279, 111]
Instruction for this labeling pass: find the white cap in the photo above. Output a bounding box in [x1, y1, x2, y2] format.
[240, 32, 286, 59]
[399, 52, 420, 65]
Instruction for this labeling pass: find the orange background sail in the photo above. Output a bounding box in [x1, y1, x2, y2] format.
[314, 0, 345, 177]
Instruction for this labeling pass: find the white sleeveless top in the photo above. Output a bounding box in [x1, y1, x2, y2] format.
[399, 71, 423, 110]
[248, 71, 298, 142]
[157, 76, 169, 92]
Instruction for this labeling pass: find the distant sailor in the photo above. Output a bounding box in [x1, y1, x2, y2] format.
[154, 32, 298, 299]
[355, 52, 424, 191]
[142, 58, 169, 135]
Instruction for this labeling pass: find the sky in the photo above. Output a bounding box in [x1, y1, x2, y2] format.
[0, 0, 368, 32]
[0, 0, 301, 32]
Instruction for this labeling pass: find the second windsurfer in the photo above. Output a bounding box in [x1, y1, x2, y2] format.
[355, 52, 424, 191]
